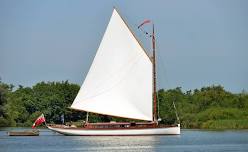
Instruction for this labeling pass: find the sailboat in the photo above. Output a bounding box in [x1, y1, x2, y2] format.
[47, 8, 180, 135]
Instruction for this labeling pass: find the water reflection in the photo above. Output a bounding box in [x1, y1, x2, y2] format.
[72, 136, 161, 151]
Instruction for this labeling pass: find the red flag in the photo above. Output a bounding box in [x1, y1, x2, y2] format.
[138, 19, 151, 28]
[32, 114, 46, 128]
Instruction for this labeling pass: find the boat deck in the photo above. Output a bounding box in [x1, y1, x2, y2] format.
[48, 122, 178, 130]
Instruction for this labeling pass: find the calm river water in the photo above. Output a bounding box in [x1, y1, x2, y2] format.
[0, 128, 247, 152]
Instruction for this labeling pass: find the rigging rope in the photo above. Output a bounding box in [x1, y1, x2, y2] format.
[137, 22, 180, 123]
[173, 100, 180, 124]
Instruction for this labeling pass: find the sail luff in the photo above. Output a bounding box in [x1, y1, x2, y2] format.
[114, 8, 152, 62]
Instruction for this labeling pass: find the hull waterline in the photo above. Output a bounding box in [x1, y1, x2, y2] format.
[47, 124, 180, 136]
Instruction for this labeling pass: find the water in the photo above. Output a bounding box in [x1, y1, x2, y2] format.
[0, 128, 247, 152]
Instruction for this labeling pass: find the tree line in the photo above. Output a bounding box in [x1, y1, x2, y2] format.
[0, 80, 247, 129]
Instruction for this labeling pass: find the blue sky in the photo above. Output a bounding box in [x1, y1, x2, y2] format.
[0, 0, 247, 93]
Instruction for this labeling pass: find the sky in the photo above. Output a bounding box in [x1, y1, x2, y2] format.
[0, 0, 247, 93]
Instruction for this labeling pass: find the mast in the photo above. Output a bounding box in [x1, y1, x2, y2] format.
[152, 24, 157, 122]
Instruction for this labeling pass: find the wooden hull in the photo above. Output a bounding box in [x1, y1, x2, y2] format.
[47, 124, 180, 136]
[8, 130, 39, 136]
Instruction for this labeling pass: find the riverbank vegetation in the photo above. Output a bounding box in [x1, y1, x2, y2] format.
[0, 80, 247, 129]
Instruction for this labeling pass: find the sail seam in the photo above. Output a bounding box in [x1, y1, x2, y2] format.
[75, 54, 144, 101]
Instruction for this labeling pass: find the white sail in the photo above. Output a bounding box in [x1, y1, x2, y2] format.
[70, 9, 153, 121]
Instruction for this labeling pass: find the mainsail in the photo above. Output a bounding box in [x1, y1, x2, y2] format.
[70, 9, 153, 121]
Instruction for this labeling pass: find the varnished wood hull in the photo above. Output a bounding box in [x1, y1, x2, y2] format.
[48, 124, 180, 136]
